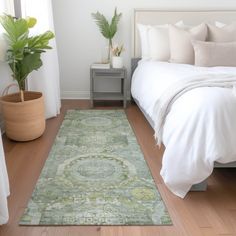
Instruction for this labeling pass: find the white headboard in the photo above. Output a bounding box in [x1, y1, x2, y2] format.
[133, 9, 236, 57]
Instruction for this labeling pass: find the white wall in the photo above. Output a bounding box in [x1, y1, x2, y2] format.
[52, 0, 236, 99]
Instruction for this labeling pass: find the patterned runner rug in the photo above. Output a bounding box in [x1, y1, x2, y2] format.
[20, 110, 172, 225]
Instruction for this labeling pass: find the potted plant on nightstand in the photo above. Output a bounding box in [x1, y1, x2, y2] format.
[92, 7, 122, 63]
[0, 14, 54, 141]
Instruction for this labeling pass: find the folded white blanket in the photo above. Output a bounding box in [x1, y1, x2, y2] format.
[153, 74, 236, 146]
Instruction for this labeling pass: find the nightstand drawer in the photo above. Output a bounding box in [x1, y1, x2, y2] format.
[93, 71, 125, 78]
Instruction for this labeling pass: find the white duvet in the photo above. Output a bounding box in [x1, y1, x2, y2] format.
[131, 60, 236, 198]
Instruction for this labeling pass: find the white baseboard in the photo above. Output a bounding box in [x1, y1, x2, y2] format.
[61, 91, 90, 99]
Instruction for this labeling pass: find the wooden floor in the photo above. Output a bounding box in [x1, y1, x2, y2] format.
[1, 100, 236, 236]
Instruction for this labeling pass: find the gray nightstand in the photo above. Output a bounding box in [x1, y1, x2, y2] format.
[90, 67, 127, 108]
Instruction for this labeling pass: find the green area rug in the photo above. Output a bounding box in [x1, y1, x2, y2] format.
[20, 110, 171, 225]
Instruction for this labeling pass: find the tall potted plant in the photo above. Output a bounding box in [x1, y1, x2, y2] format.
[92, 8, 122, 62]
[0, 14, 54, 141]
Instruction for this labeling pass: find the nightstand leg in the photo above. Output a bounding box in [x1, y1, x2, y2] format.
[90, 69, 94, 108]
[121, 79, 124, 94]
[123, 77, 127, 109]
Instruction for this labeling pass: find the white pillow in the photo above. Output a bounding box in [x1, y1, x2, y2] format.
[174, 21, 191, 29]
[148, 25, 170, 61]
[169, 23, 207, 64]
[174, 21, 193, 30]
[207, 23, 236, 42]
[192, 40, 236, 67]
[137, 21, 184, 60]
[137, 24, 151, 59]
[178, 21, 221, 29]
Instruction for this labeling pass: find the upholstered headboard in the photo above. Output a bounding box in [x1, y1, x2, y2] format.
[132, 9, 236, 58]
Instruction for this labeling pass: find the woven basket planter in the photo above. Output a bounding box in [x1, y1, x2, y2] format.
[1, 91, 45, 141]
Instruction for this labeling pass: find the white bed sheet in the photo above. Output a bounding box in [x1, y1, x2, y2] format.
[131, 60, 236, 198]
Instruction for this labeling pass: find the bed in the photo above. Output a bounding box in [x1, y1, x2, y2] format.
[131, 9, 236, 198]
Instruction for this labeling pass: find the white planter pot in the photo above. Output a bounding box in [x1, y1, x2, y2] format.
[112, 56, 123, 68]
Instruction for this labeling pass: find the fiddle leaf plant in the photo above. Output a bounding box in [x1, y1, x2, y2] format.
[92, 7, 122, 61]
[0, 14, 54, 101]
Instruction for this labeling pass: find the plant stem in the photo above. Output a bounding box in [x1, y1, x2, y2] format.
[109, 38, 113, 49]
[20, 90, 24, 102]
[108, 38, 113, 61]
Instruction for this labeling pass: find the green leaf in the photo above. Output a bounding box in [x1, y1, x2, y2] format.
[110, 8, 122, 38]
[91, 7, 122, 43]
[0, 14, 28, 44]
[11, 39, 27, 51]
[28, 31, 54, 49]
[20, 53, 42, 79]
[26, 17, 37, 28]
[92, 12, 111, 39]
